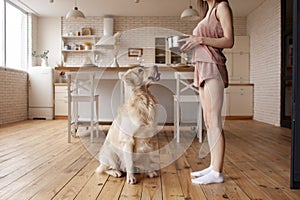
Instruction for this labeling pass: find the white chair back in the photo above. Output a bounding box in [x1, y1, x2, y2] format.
[173, 71, 202, 143]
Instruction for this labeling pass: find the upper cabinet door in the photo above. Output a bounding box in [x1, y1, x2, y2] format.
[224, 36, 250, 83]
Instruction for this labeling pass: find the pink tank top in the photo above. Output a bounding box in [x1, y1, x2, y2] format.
[192, 3, 229, 88]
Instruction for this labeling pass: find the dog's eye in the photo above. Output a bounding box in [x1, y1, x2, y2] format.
[138, 68, 143, 73]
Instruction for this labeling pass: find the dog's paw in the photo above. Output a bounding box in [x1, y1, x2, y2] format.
[95, 166, 104, 174]
[126, 173, 137, 184]
[147, 171, 158, 178]
[106, 169, 122, 178]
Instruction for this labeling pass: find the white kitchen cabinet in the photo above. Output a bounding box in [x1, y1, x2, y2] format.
[155, 37, 187, 65]
[155, 37, 167, 64]
[222, 92, 230, 116]
[224, 85, 253, 117]
[28, 67, 54, 120]
[55, 85, 68, 117]
[225, 52, 250, 83]
[222, 36, 252, 118]
[224, 36, 250, 83]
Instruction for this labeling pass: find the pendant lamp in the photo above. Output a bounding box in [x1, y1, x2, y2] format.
[66, 0, 85, 20]
[181, 0, 200, 20]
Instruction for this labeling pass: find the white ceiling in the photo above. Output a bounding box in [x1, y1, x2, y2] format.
[14, 0, 265, 17]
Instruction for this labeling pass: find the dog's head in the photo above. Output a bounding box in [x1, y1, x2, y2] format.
[122, 65, 160, 88]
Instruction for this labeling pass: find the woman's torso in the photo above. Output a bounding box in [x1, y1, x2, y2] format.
[192, 3, 229, 88]
[192, 3, 226, 65]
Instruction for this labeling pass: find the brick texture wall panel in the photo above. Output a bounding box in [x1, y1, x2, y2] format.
[247, 0, 281, 126]
[62, 16, 246, 66]
[0, 68, 28, 125]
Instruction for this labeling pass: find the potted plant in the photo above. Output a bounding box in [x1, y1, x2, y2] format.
[32, 50, 49, 67]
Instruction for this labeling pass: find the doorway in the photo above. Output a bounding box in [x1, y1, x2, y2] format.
[290, 0, 300, 189]
[281, 0, 293, 128]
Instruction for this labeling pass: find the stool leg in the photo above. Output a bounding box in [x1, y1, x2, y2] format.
[174, 98, 177, 140]
[74, 101, 78, 136]
[67, 76, 71, 143]
[176, 100, 180, 143]
[96, 97, 99, 137]
[74, 80, 79, 137]
[90, 74, 94, 142]
[90, 97, 94, 142]
[175, 75, 180, 143]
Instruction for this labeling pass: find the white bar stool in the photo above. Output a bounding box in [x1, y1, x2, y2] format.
[67, 72, 99, 143]
[174, 72, 202, 143]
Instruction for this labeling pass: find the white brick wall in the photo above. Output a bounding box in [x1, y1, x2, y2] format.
[247, 0, 281, 126]
[62, 16, 246, 66]
[0, 68, 28, 125]
[233, 17, 247, 36]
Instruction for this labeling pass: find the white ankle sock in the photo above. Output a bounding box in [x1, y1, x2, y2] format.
[191, 170, 224, 184]
[190, 165, 213, 177]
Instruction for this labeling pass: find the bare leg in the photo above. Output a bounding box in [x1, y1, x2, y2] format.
[205, 78, 225, 172]
[190, 86, 213, 177]
[192, 78, 225, 184]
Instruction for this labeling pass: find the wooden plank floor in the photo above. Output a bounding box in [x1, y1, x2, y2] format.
[0, 120, 300, 200]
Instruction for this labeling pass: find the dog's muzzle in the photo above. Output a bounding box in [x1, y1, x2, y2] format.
[148, 65, 160, 81]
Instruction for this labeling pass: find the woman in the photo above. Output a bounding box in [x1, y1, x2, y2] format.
[180, 0, 234, 184]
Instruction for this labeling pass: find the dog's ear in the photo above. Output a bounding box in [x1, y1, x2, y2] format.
[138, 68, 143, 73]
[122, 71, 136, 86]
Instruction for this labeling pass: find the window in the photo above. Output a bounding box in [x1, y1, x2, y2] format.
[0, 0, 28, 70]
[5, 1, 28, 70]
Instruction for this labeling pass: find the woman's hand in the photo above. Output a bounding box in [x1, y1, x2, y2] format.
[180, 35, 203, 51]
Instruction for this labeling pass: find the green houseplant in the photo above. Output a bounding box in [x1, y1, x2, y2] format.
[32, 50, 49, 66]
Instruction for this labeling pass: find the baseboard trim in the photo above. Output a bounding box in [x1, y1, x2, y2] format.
[225, 116, 253, 120]
[54, 116, 68, 120]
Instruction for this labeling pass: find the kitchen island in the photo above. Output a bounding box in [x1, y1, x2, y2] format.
[54, 65, 197, 123]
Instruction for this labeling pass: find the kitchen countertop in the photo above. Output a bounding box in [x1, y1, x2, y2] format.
[54, 66, 254, 86]
[54, 65, 195, 72]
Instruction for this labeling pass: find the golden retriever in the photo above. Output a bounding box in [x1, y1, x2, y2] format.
[96, 65, 160, 184]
